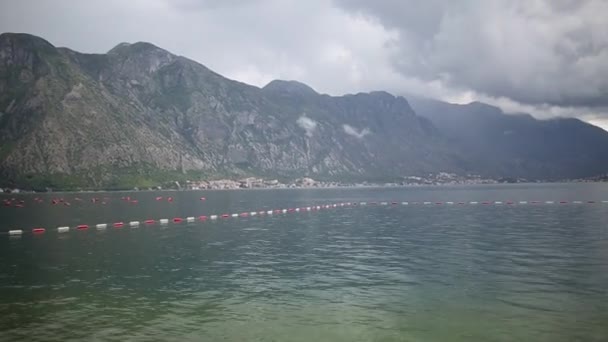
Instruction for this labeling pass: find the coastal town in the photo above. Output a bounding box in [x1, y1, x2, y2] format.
[183, 173, 503, 191]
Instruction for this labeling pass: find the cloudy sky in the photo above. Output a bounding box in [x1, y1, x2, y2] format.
[1, 0, 607, 129]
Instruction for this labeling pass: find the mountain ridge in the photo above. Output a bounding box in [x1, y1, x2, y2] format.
[1, 32, 607, 189]
[408, 96, 608, 180]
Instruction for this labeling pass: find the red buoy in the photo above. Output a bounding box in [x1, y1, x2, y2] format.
[200, 197, 206, 201]
[77, 225, 89, 230]
[167, 197, 174, 202]
[173, 218, 183, 223]
[240, 212, 249, 217]
[144, 219, 155, 224]
[221, 214, 229, 218]
[155, 196, 163, 201]
[32, 228, 45, 234]
[113, 222, 124, 228]
[198, 216, 207, 221]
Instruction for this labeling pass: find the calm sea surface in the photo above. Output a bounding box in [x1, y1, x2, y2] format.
[1, 183, 608, 341]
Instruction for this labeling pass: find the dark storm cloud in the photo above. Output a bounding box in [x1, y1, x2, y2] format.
[334, 0, 608, 108]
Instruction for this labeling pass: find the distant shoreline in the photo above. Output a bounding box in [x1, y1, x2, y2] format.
[2, 181, 604, 195]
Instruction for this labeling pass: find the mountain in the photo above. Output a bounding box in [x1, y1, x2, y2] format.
[0, 33, 465, 189]
[408, 97, 608, 180]
[1, 32, 608, 190]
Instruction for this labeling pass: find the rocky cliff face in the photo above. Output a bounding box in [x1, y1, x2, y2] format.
[0, 33, 464, 188]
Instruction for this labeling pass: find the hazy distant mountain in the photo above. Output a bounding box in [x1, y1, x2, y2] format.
[408, 97, 608, 180]
[0, 33, 464, 189]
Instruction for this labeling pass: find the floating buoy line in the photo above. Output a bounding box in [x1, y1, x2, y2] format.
[3, 199, 608, 237]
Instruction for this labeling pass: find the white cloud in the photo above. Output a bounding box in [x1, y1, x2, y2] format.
[343, 124, 370, 139]
[297, 115, 317, 137]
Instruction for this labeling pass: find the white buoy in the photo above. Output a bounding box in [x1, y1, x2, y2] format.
[129, 221, 140, 227]
[57, 226, 70, 233]
[209, 215, 218, 220]
[519, 201, 528, 204]
[306, 207, 311, 211]
[159, 219, 169, 225]
[360, 202, 367, 205]
[446, 201, 454, 205]
[250, 212, 257, 216]
[401, 202, 409, 205]
[295, 208, 300, 212]
[545, 201, 554, 204]
[266, 210, 273, 215]
[424, 202, 431, 205]
[573, 200, 583, 204]
[470, 201, 479, 205]
[96, 223, 108, 229]
[186, 217, 195, 222]
[8, 230, 23, 236]
[230, 213, 237, 218]
[282, 209, 287, 213]
[495, 201, 503, 205]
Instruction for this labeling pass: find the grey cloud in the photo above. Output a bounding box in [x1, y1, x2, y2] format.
[334, 0, 608, 108]
[0, 0, 606, 125]
[168, 0, 265, 11]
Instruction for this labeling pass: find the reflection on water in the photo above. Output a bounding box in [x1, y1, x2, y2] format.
[1, 184, 608, 341]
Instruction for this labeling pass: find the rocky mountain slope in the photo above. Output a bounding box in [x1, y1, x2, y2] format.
[1, 32, 608, 189]
[0, 33, 465, 189]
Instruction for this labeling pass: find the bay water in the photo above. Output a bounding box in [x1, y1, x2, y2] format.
[1, 184, 607, 341]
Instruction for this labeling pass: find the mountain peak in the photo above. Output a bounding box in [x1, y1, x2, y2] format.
[262, 79, 318, 96]
[0, 32, 56, 51]
[108, 41, 169, 56]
